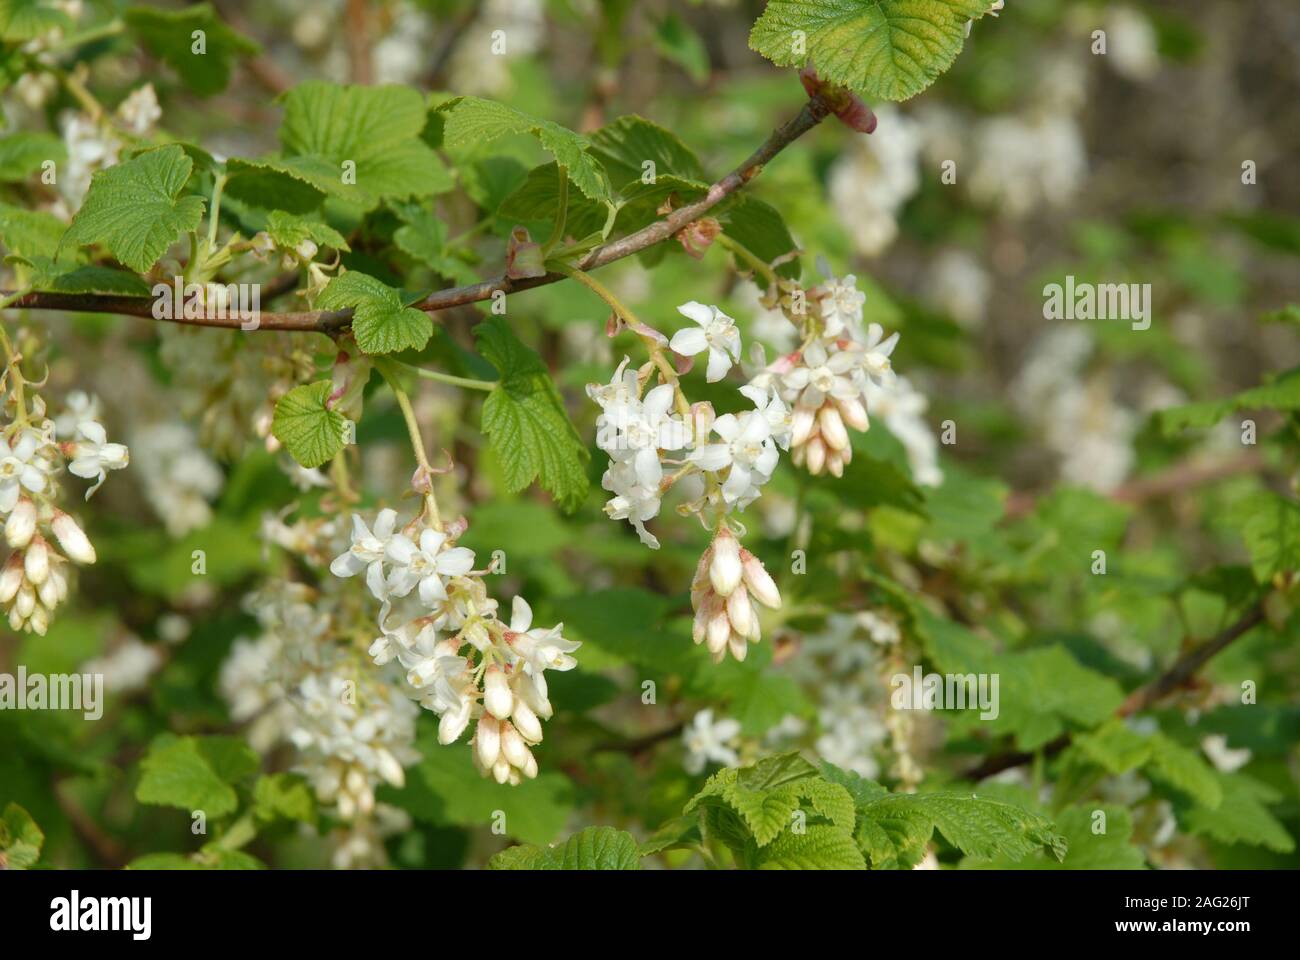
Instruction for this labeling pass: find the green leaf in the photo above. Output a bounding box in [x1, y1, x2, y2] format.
[0, 802, 44, 869]
[271, 380, 349, 469]
[135, 734, 257, 818]
[317, 271, 432, 356]
[861, 792, 1067, 865]
[474, 315, 590, 511]
[1156, 366, 1300, 436]
[125, 3, 259, 96]
[1073, 720, 1155, 775]
[439, 96, 610, 202]
[654, 13, 711, 83]
[223, 156, 329, 214]
[385, 732, 573, 845]
[14, 255, 151, 296]
[0, 0, 70, 42]
[1231, 492, 1300, 583]
[589, 115, 706, 189]
[961, 805, 1145, 870]
[252, 773, 317, 825]
[819, 760, 889, 809]
[278, 82, 453, 209]
[0, 202, 67, 259]
[1147, 735, 1223, 809]
[639, 813, 703, 856]
[1182, 773, 1295, 853]
[265, 210, 350, 252]
[717, 194, 802, 280]
[755, 824, 866, 869]
[749, 0, 991, 101]
[488, 826, 641, 870]
[63, 144, 206, 273]
[736, 751, 820, 791]
[0, 131, 64, 182]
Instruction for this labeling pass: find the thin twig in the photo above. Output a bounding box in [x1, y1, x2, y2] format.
[964, 598, 1270, 781]
[1, 97, 830, 333]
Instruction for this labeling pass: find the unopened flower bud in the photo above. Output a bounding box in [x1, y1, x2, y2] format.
[476, 715, 501, 769]
[15, 584, 35, 618]
[726, 585, 754, 638]
[52, 511, 96, 564]
[837, 396, 869, 432]
[791, 407, 816, 447]
[806, 436, 827, 475]
[483, 665, 514, 720]
[741, 550, 782, 609]
[23, 537, 48, 585]
[492, 757, 511, 784]
[708, 530, 742, 597]
[500, 723, 532, 769]
[0, 554, 23, 603]
[511, 699, 544, 743]
[375, 748, 405, 788]
[819, 405, 849, 451]
[5, 498, 36, 548]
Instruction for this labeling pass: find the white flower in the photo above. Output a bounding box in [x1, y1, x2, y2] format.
[385, 528, 476, 605]
[603, 382, 689, 488]
[54, 391, 101, 439]
[739, 383, 792, 451]
[116, 83, 162, 136]
[860, 322, 900, 385]
[820, 273, 866, 338]
[670, 301, 741, 382]
[601, 459, 662, 549]
[682, 709, 741, 774]
[67, 420, 129, 497]
[506, 596, 580, 674]
[0, 430, 54, 512]
[782, 340, 861, 414]
[330, 509, 399, 600]
[586, 355, 640, 421]
[691, 411, 779, 504]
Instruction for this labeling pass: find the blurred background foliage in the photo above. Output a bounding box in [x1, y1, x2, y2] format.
[1, 0, 1297, 870]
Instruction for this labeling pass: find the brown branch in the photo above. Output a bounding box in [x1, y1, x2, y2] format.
[1, 96, 830, 333]
[963, 598, 1270, 781]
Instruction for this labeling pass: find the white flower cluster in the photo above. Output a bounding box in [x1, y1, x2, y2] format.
[690, 526, 782, 664]
[331, 509, 579, 786]
[1, 389, 127, 634]
[747, 270, 900, 479]
[220, 573, 421, 837]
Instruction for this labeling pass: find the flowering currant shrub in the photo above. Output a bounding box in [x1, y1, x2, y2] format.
[1, 0, 1297, 874]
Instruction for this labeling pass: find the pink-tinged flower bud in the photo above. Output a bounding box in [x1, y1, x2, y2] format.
[15, 584, 36, 618]
[356, 783, 375, 816]
[521, 754, 539, 779]
[52, 511, 96, 564]
[741, 550, 782, 609]
[708, 530, 742, 597]
[791, 407, 816, 447]
[0, 554, 23, 603]
[492, 757, 512, 784]
[27, 603, 48, 636]
[483, 665, 513, 720]
[819, 405, 849, 452]
[23, 537, 48, 585]
[5, 498, 36, 548]
[726, 586, 754, 638]
[476, 716, 501, 769]
[8, 605, 23, 631]
[511, 699, 544, 743]
[806, 436, 827, 475]
[706, 608, 731, 655]
[827, 451, 845, 478]
[837, 396, 869, 432]
[728, 632, 749, 662]
[500, 723, 533, 769]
